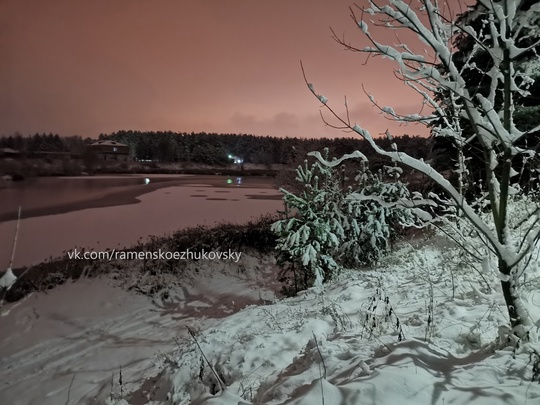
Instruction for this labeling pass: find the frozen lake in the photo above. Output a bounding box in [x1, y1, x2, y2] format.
[0, 175, 283, 268]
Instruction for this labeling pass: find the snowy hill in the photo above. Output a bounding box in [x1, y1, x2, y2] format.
[160, 239, 540, 405]
[1, 234, 540, 404]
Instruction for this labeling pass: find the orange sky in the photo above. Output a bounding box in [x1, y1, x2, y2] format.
[1, 0, 434, 139]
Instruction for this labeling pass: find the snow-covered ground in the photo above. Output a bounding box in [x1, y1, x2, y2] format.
[2, 234, 540, 404]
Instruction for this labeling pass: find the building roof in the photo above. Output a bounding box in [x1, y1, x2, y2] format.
[90, 140, 128, 147]
[0, 148, 20, 154]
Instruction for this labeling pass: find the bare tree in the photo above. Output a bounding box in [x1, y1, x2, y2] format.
[303, 0, 540, 340]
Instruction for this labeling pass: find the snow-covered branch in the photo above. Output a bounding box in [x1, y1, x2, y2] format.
[305, 0, 540, 335]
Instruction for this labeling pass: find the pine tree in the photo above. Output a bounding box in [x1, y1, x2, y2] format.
[272, 149, 422, 293]
[272, 151, 343, 292]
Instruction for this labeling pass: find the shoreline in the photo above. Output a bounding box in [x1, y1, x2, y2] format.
[0, 174, 283, 268]
[0, 174, 280, 223]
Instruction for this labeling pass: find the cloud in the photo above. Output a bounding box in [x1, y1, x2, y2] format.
[230, 111, 300, 136]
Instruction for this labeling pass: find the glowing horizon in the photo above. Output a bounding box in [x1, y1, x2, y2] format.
[1, 0, 431, 139]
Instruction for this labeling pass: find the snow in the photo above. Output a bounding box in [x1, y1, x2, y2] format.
[358, 20, 369, 34]
[0, 267, 17, 289]
[1, 230, 540, 404]
[160, 237, 540, 404]
[317, 95, 328, 105]
[382, 106, 396, 115]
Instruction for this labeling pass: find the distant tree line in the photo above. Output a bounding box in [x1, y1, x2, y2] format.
[97, 130, 431, 166]
[0, 130, 431, 167]
[0, 133, 89, 155]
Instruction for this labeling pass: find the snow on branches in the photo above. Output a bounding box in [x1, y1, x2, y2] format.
[303, 0, 540, 337]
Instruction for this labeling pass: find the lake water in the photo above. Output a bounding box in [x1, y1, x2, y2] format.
[0, 175, 284, 268]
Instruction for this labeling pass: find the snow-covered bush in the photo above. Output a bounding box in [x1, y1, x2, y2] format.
[344, 163, 423, 266]
[272, 151, 343, 292]
[272, 149, 422, 293]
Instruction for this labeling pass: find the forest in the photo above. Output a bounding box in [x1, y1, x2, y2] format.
[0, 130, 431, 167]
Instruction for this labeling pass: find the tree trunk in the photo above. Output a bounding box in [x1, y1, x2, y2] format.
[499, 259, 524, 339]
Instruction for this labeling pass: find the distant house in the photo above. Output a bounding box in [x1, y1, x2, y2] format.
[0, 148, 21, 158]
[89, 140, 130, 161]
